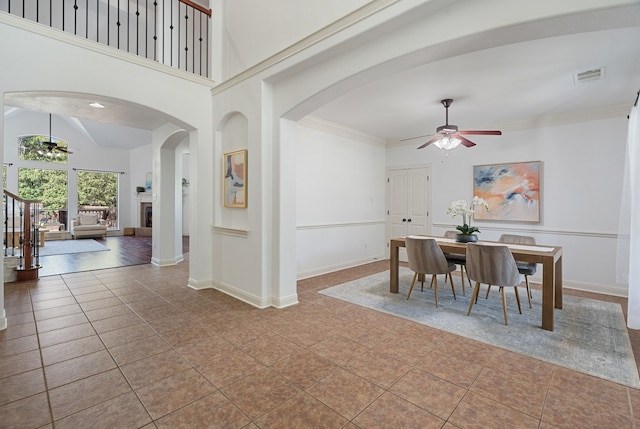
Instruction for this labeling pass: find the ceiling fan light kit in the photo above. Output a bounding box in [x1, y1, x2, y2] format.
[41, 113, 71, 155]
[418, 98, 501, 151]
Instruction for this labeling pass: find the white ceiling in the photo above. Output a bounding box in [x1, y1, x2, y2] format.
[4, 5, 640, 150]
[308, 8, 640, 146]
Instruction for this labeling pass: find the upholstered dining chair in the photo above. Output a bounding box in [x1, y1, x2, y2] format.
[443, 230, 471, 294]
[485, 234, 537, 308]
[405, 236, 457, 308]
[466, 243, 522, 325]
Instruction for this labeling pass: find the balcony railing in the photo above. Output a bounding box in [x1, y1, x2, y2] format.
[1, 0, 211, 78]
[4, 190, 41, 281]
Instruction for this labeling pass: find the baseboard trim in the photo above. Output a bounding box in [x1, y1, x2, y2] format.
[297, 255, 386, 280]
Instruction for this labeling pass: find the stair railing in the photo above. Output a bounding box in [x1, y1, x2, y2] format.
[3, 190, 41, 281]
[1, 0, 211, 78]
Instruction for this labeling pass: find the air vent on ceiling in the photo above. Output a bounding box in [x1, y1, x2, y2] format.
[574, 67, 606, 84]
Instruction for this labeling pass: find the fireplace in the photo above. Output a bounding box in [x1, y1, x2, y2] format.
[140, 202, 152, 227]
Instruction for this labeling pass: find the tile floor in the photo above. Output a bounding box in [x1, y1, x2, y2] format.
[1, 260, 639, 428]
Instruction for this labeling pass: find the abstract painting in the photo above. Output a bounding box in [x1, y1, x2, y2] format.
[223, 150, 247, 208]
[473, 161, 541, 222]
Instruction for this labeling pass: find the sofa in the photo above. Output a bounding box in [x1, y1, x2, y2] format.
[71, 213, 107, 239]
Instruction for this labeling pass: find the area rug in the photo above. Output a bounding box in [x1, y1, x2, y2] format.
[319, 268, 640, 388]
[39, 239, 110, 256]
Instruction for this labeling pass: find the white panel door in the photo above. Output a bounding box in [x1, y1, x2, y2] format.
[386, 166, 430, 261]
[407, 167, 429, 236]
[388, 169, 408, 239]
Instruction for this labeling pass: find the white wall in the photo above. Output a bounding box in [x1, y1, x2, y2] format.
[218, 0, 371, 79]
[296, 118, 387, 278]
[387, 116, 628, 295]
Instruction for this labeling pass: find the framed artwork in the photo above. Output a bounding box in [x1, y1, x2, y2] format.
[473, 161, 541, 222]
[145, 172, 152, 191]
[223, 150, 247, 208]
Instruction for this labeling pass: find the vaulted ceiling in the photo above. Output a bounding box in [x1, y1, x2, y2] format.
[4, 3, 640, 150]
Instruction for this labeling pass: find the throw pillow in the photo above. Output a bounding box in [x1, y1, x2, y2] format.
[79, 214, 98, 225]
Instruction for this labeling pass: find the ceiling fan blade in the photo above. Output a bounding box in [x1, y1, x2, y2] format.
[399, 133, 433, 142]
[457, 130, 502, 136]
[457, 134, 477, 148]
[417, 135, 442, 149]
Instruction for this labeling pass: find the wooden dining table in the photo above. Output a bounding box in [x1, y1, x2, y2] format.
[389, 236, 563, 331]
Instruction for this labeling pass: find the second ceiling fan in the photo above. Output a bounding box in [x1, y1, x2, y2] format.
[417, 99, 501, 150]
[41, 113, 72, 154]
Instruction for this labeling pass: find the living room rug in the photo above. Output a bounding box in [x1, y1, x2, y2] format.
[319, 267, 640, 388]
[39, 239, 110, 256]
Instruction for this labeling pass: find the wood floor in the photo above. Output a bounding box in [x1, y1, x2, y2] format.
[37, 236, 155, 277]
[37, 235, 189, 278]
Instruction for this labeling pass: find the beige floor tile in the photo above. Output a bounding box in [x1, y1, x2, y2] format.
[242, 334, 303, 366]
[155, 391, 250, 429]
[44, 349, 116, 388]
[470, 366, 548, 418]
[0, 368, 46, 406]
[449, 392, 540, 429]
[345, 350, 412, 389]
[198, 350, 265, 388]
[48, 368, 131, 421]
[33, 304, 82, 321]
[0, 334, 39, 358]
[32, 296, 78, 311]
[221, 368, 301, 419]
[90, 312, 144, 334]
[542, 368, 632, 428]
[309, 335, 370, 366]
[270, 350, 337, 390]
[120, 349, 191, 390]
[38, 323, 96, 348]
[99, 322, 156, 348]
[84, 304, 134, 322]
[0, 349, 42, 379]
[0, 321, 37, 341]
[41, 335, 105, 366]
[254, 392, 348, 429]
[174, 336, 237, 367]
[306, 368, 384, 420]
[109, 334, 172, 366]
[30, 289, 73, 302]
[352, 392, 444, 429]
[135, 368, 216, 420]
[54, 391, 152, 429]
[36, 312, 90, 333]
[0, 392, 52, 429]
[389, 368, 466, 420]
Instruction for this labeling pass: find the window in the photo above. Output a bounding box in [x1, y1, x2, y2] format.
[77, 171, 119, 229]
[18, 168, 68, 228]
[19, 135, 69, 164]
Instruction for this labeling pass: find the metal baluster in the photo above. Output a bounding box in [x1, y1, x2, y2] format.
[176, 2, 181, 69]
[134, 1, 137, 54]
[170, 0, 173, 67]
[73, 0, 78, 35]
[127, 0, 130, 53]
[184, 5, 189, 72]
[117, 0, 120, 49]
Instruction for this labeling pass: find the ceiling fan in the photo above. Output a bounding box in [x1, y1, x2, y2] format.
[417, 99, 502, 150]
[40, 114, 72, 155]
